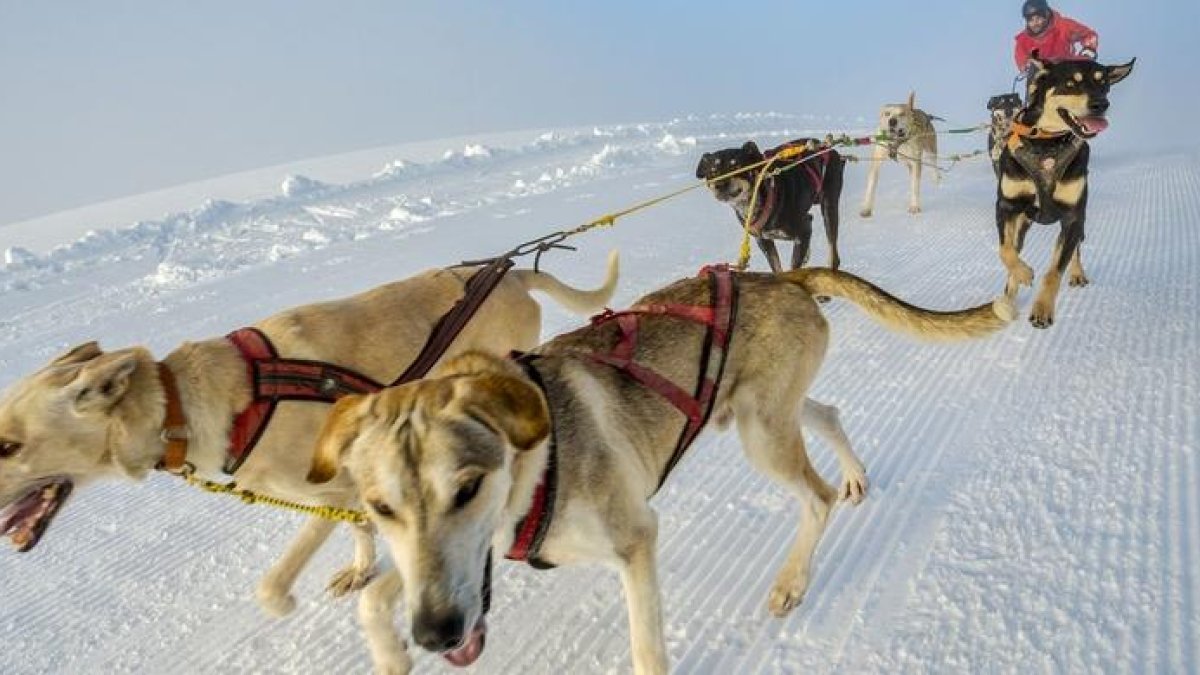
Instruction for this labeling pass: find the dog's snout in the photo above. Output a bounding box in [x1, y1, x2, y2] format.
[887, 118, 898, 128]
[1088, 99, 1110, 115]
[412, 608, 467, 653]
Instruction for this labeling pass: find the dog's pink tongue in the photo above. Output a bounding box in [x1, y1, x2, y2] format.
[442, 617, 487, 668]
[1079, 116, 1109, 135]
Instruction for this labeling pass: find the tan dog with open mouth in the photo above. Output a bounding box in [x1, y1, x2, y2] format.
[309, 266, 1013, 674]
[859, 92, 941, 217]
[0, 253, 617, 654]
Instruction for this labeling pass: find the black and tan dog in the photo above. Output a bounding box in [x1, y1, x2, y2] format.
[986, 93, 1024, 177]
[309, 267, 1013, 674]
[996, 55, 1135, 328]
[696, 139, 845, 273]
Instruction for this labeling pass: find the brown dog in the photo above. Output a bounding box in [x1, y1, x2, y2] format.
[309, 267, 1013, 674]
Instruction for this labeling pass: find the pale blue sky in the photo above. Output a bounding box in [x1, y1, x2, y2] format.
[0, 1, 1190, 226]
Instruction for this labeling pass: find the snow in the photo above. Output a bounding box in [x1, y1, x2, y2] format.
[0, 113, 1197, 674]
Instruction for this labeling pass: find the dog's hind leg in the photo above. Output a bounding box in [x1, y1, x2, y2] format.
[802, 398, 866, 504]
[735, 398, 837, 617]
[256, 516, 338, 617]
[1068, 245, 1089, 287]
[327, 521, 378, 597]
[614, 511, 669, 675]
[358, 567, 413, 675]
[820, 195, 841, 271]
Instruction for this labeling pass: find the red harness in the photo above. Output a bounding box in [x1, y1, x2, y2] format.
[506, 264, 739, 566]
[220, 259, 516, 474]
[746, 144, 833, 236]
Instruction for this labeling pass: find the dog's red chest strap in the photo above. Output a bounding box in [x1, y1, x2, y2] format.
[224, 328, 386, 474]
[589, 264, 739, 488]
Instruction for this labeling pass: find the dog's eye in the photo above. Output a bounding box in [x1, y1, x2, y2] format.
[369, 500, 395, 518]
[454, 476, 484, 510]
[0, 441, 21, 459]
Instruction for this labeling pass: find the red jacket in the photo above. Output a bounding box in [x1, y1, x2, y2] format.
[1014, 11, 1099, 71]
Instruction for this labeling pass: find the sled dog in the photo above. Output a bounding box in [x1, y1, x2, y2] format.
[0, 253, 618, 646]
[995, 55, 1134, 327]
[859, 92, 941, 216]
[310, 267, 1014, 674]
[986, 92, 1024, 177]
[696, 139, 845, 273]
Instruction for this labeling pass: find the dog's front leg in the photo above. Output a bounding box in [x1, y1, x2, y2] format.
[997, 210, 1034, 299]
[328, 520, 378, 597]
[756, 238, 784, 274]
[907, 155, 923, 214]
[1030, 218, 1083, 329]
[358, 567, 412, 675]
[256, 516, 338, 617]
[616, 515, 668, 675]
[858, 145, 887, 217]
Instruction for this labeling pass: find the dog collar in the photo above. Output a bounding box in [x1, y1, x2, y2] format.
[744, 176, 778, 236]
[505, 354, 558, 570]
[1008, 120, 1070, 145]
[155, 362, 191, 473]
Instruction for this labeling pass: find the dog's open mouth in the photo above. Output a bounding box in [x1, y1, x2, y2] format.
[0, 478, 73, 552]
[441, 615, 487, 667]
[1058, 108, 1109, 138]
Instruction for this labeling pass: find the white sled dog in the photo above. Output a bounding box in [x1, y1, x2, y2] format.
[0, 253, 617, 650]
[859, 91, 941, 216]
[310, 266, 1013, 674]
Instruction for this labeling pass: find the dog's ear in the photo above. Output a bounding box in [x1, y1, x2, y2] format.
[456, 374, 549, 452]
[1027, 51, 1048, 75]
[906, 91, 916, 110]
[740, 141, 762, 161]
[695, 152, 712, 178]
[308, 393, 367, 484]
[435, 351, 512, 379]
[1105, 58, 1135, 85]
[66, 350, 142, 415]
[51, 342, 103, 367]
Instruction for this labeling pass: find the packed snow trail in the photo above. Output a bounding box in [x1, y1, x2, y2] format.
[0, 117, 1196, 674]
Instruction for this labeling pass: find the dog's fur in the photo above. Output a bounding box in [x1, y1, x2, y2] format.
[995, 56, 1134, 328]
[0, 254, 617, 646]
[986, 93, 1024, 177]
[310, 268, 1014, 674]
[859, 92, 941, 216]
[696, 139, 845, 273]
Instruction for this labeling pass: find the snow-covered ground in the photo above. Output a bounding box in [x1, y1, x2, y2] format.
[1, 114, 1196, 674]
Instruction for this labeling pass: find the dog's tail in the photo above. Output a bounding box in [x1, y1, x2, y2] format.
[511, 250, 619, 315]
[783, 268, 1015, 341]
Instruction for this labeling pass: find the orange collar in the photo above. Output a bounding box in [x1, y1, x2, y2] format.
[1007, 120, 1071, 152]
[156, 363, 191, 473]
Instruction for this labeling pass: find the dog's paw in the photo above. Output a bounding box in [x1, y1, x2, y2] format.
[328, 565, 376, 598]
[1069, 273, 1090, 288]
[858, 207, 873, 218]
[1009, 262, 1035, 289]
[840, 463, 868, 505]
[767, 582, 807, 617]
[1028, 305, 1055, 329]
[255, 586, 298, 618]
[908, 205, 922, 214]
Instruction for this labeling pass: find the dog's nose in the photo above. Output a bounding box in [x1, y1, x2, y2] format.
[887, 118, 897, 127]
[412, 609, 467, 653]
[1088, 100, 1110, 115]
